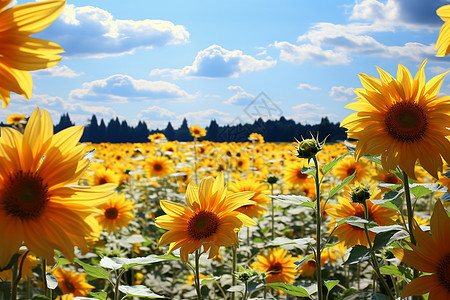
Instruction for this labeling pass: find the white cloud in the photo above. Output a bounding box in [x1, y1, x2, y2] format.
[274, 22, 436, 66]
[69, 74, 193, 102]
[297, 83, 321, 91]
[224, 86, 254, 105]
[37, 4, 189, 58]
[288, 103, 337, 123]
[181, 109, 229, 126]
[137, 106, 177, 120]
[329, 86, 355, 102]
[150, 45, 276, 78]
[32, 65, 82, 78]
[292, 103, 325, 111]
[428, 66, 450, 74]
[274, 41, 350, 65]
[350, 0, 445, 30]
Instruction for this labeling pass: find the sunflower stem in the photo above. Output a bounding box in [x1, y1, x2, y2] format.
[42, 258, 47, 297]
[194, 250, 203, 300]
[363, 201, 395, 300]
[231, 245, 237, 300]
[271, 185, 275, 240]
[312, 155, 323, 300]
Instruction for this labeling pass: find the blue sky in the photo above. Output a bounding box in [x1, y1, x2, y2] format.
[4, 0, 450, 129]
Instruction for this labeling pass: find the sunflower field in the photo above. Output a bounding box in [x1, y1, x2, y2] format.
[1, 0, 450, 300]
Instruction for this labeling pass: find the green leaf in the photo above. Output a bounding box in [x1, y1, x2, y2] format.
[294, 254, 313, 270]
[200, 276, 221, 285]
[322, 152, 351, 175]
[344, 216, 376, 229]
[371, 190, 403, 210]
[379, 265, 413, 281]
[271, 194, 315, 209]
[301, 166, 316, 177]
[49, 257, 71, 272]
[88, 291, 108, 300]
[268, 237, 315, 249]
[328, 169, 357, 199]
[409, 183, 447, 199]
[100, 255, 167, 270]
[343, 230, 399, 265]
[361, 154, 382, 166]
[155, 254, 181, 261]
[324, 280, 339, 293]
[75, 259, 110, 280]
[118, 285, 164, 298]
[266, 283, 311, 298]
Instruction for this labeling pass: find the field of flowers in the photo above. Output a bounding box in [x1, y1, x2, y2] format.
[1, 0, 450, 299]
[1, 121, 449, 299]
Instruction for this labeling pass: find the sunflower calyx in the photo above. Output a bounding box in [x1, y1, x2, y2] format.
[267, 175, 279, 185]
[294, 135, 326, 160]
[350, 185, 371, 204]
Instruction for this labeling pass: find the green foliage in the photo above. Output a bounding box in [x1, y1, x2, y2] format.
[266, 283, 312, 298]
[118, 285, 164, 298]
[75, 259, 110, 280]
[328, 169, 357, 199]
[322, 152, 351, 175]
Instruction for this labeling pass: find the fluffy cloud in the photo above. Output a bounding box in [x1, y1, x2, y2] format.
[292, 103, 325, 111]
[224, 86, 255, 105]
[37, 4, 189, 58]
[150, 45, 276, 78]
[297, 83, 321, 91]
[274, 22, 436, 65]
[350, 0, 446, 29]
[69, 74, 193, 102]
[32, 65, 82, 78]
[329, 86, 355, 102]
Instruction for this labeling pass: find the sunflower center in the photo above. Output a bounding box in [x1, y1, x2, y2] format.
[1, 171, 49, 220]
[346, 167, 357, 176]
[64, 281, 75, 293]
[437, 254, 450, 292]
[268, 262, 283, 274]
[188, 210, 219, 240]
[237, 161, 243, 167]
[104, 207, 119, 220]
[385, 102, 428, 142]
[98, 177, 108, 184]
[296, 170, 308, 180]
[153, 163, 163, 172]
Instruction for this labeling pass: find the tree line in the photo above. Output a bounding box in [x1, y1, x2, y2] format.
[48, 113, 347, 143]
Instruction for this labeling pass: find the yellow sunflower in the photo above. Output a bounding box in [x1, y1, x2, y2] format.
[6, 114, 25, 125]
[0, 0, 65, 108]
[228, 177, 270, 219]
[89, 164, 121, 186]
[283, 161, 313, 188]
[96, 193, 134, 235]
[341, 60, 450, 179]
[144, 156, 174, 178]
[327, 196, 397, 247]
[333, 156, 372, 183]
[393, 200, 450, 299]
[148, 133, 166, 142]
[190, 125, 206, 138]
[436, 5, 450, 57]
[155, 172, 256, 263]
[251, 248, 297, 284]
[0, 250, 37, 281]
[52, 267, 94, 299]
[249, 133, 264, 143]
[0, 108, 114, 267]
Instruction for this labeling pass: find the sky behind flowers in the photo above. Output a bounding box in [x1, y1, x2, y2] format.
[4, 0, 450, 129]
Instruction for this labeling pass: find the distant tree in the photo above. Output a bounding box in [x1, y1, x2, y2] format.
[164, 122, 176, 141]
[205, 120, 219, 141]
[98, 119, 107, 143]
[54, 113, 74, 133]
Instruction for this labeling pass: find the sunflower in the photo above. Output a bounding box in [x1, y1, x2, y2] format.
[393, 200, 450, 299]
[333, 156, 372, 183]
[190, 125, 206, 138]
[249, 133, 264, 143]
[341, 60, 450, 179]
[0, 108, 115, 267]
[228, 177, 270, 219]
[327, 196, 398, 247]
[0, 0, 65, 108]
[155, 172, 256, 263]
[148, 133, 166, 142]
[52, 267, 94, 299]
[436, 5, 450, 57]
[6, 114, 26, 125]
[89, 164, 121, 186]
[251, 248, 297, 284]
[0, 251, 38, 281]
[96, 193, 134, 235]
[283, 161, 313, 188]
[144, 156, 174, 178]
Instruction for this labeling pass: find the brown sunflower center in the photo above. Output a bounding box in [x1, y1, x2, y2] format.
[437, 254, 450, 292]
[346, 167, 357, 176]
[188, 210, 219, 240]
[1, 171, 49, 220]
[237, 161, 243, 167]
[153, 163, 163, 172]
[385, 102, 428, 142]
[64, 281, 75, 293]
[98, 177, 108, 184]
[105, 207, 119, 220]
[296, 170, 308, 180]
[268, 262, 283, 274]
